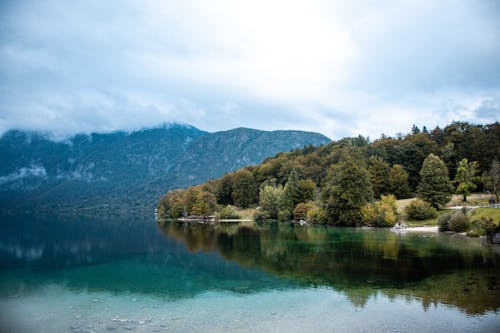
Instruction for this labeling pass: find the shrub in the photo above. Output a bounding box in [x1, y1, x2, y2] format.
[448, 211, 470, 232]
[217, 205, 241, 220]
[253, 210, 270, 221]
[278, 210, 292, 222]
[307, 206, 327, 224]
[405, 199, 438, 220]
[466, 230, 480, 237]
[437, 212, 452, 231]
[361, 194, 398, 227]
[293, 201, 314, 220]
[477, 218, 499, 242]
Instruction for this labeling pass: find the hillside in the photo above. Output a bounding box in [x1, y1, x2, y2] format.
[158, 121, 500, 225]
[0, 124, 330, 214]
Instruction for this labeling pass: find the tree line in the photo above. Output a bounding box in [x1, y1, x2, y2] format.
[157, 121, 499, 226]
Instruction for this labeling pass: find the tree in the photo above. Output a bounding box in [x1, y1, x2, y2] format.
[454, 158, 479, 201]
[417, 154, 453, 208]
[284, 169, 301, 207]
[361, 194, 398, 227]
[368, 156, 390, 198]
[293, 201, 314, 220]
[217, 173, 233, 205]
[388, 164, 411, 198]
[324, 156, 373, 226]
[297, 179, 316, 203]
[485, 160, 500, 203]
[231, 169, 257, 208]
[191, 191, 217, 216]
[259, 185, 286, 219]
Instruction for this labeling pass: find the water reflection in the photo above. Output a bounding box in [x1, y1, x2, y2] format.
[0, 214, 295, 298]
[158, 221, 500, 314]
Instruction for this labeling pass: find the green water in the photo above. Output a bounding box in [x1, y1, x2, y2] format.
[0, 215, 499, 332]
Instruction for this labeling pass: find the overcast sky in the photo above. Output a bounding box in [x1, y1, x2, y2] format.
[1, 0, 499, 140]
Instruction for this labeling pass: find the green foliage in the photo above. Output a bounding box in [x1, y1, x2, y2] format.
[454, 158, 479, 201]
[231, 169, 257, 208]
[437, 212, 452, 231]
[448, 211, 470, 233]
[477, 218, 499, 242]
[405, 199, 438, 220]
[191, 191, 217, 216]
[306, 206, 327, 223]
[324, 156, 373, 226]
[388, 164, 412, 198]
[362, 194, 398, 227]
[259, 185, 286, 219]
[293, 201, 315, 220]
[253, 210, 271, 221]
[158, 121, 499, 225]
[297, 179, 316, 203]
[417, 154, 453, 208]
[368, 156, 390, 198]
[217, 174, 234, 205]
[217, 205, 241, 220]
[278, 210, 292, 221]
[485, 160, 499, 202]
[284, 169, 301, 208]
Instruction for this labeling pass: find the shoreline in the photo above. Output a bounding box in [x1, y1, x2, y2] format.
[405, 226, 439, 232]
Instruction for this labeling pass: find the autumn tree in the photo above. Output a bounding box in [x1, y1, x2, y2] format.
[417, 154, 453, 208]
[191, 191, 217, 216]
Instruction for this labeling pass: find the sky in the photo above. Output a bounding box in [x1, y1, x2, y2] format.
[0, 0, 499, 140]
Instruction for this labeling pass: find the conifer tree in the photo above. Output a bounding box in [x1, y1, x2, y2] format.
[368, 155, 390, 198]
[417, 154, 453, 208]
[324, 156, 373, 226]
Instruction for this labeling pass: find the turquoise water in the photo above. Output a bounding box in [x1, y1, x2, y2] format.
[1, 215, 499, 332]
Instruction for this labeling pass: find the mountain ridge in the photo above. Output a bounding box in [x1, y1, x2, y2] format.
[0, 123, 330, 214]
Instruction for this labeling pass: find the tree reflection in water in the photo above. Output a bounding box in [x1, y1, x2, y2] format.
[159, 221, 500, 314]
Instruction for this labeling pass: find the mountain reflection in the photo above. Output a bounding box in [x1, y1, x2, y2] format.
[158, 221, 500, 314]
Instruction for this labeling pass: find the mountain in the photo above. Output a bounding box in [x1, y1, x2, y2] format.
[0, 124, 330, 214]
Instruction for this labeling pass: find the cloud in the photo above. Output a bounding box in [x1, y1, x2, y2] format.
[0, 0, 499, 139]
[0, 164, 47, 185]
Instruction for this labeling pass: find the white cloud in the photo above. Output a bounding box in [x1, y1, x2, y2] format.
[0, 0, 498, 139]
[0, 164, 47, 185]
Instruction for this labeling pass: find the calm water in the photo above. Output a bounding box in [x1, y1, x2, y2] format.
[0, 215, 499, 332]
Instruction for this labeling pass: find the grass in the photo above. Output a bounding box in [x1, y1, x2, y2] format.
[396, 197, 450, 227]
[446, 193, 493, 207]
[404, 209, 452, 227]
[229, 207, 257, 220]
[469, 208, 500, 225]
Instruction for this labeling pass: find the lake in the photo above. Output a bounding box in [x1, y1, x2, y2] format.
[0, 214, 499, 332]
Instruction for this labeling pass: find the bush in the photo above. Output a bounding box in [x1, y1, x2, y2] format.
[361, 194, 398, 227]
[253, 210, 270, 221]
[217, 205, 241, 220]
[437, 212, 452, 231]
[448, 211, 470, 232]
[307, 206, 327, 224]
[405, 199, 438, 220]
[293, 201, 314, 220]
[477, 218, 499, 242]
[278, 210, 292, 222]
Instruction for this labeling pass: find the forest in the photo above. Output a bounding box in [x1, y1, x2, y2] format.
[157, 121, 500, 227]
